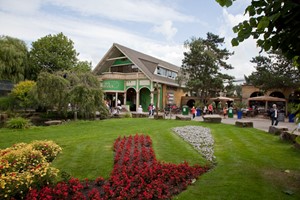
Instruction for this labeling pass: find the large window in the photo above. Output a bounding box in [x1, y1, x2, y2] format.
[156, 66, 177, 79]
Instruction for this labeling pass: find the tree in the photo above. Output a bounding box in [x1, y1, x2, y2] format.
[216, 0, 300, 66]
[10, 80, 36, 111]
[35, 70, 108, 119]
[245, 51, 300, 92]
[72, 61, 92, 72]
[29, 32, 78, 79]
[36, 71, 70, 114]
[181, 33, 234, 100]
[0, 36, 29, 83]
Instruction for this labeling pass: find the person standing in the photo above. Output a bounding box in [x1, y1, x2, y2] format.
[148, 104, 152, 116]
[208, 104, 213, 115]
[223, 107, 227, 118]
[270, 104, 279, 126]
[191, 106, 196, 119]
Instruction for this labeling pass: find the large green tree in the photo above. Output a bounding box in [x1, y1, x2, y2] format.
[216, 0, 300, 66]
[0, 36, 29, 83]
[181, 33, 234, 100]
[245, 51, 300, 92]
[35, 70, 108, 119]
[30, 32, 78, 79]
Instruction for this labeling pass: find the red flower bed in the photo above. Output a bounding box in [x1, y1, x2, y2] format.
[26, 134, 208, 199]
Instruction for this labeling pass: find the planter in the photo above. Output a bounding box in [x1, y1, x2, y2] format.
[237, 110, 243, 119]
[288, 113, 295, 123]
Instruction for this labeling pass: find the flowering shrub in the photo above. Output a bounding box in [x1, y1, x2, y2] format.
[30, 140, 62, 162]
[103, 134, 208, 199]
[0, 140, 62, 199]
[24, 135, 208, 199]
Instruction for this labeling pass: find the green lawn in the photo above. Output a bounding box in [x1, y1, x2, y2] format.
[0, 118, 299, 199]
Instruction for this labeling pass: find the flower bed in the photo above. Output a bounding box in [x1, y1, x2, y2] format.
[0, 140, 62, 199]
[25, 134, 208, 199]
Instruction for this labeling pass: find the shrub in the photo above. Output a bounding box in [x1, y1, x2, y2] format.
[30, 140, 63, 162]
[0, 96, 14, 111]
[0, 141, 62, 199]
[123, 112, 132, 118]
[6, 117, 31, 129]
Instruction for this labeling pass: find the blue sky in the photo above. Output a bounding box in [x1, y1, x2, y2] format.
[0, 0, 259, 80]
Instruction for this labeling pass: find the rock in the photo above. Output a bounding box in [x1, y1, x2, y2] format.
[172, 126, 215, 162]
[44, 120, 63, 126]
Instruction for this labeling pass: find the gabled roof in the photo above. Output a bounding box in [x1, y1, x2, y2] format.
[93, 43, 181, 86]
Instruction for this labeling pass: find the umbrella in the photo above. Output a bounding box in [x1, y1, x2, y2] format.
[248, 96, 286, 102]
[209, 96, 234, 101]
[248, 95, 287, 114]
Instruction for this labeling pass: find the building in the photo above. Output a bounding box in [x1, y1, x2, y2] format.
[242, 84, 300, 114]
[0, 80, 14, 96]
[93, 43, 186, 112]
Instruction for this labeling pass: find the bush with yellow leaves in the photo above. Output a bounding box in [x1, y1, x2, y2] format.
[0, 140, 62, 199]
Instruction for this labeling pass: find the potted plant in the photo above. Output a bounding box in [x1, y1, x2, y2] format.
[234, 101, 247, 119]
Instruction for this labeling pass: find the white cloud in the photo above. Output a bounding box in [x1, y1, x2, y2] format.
[44, 0, 195, 24]
[217, 9, 260, 80]
[152, 20, 177, 41]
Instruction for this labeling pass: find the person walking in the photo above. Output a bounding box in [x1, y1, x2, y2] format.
[191, 106, 196, 119]
[270, 104, 279, 126]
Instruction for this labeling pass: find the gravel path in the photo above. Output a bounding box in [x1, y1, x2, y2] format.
[172, 126, 215, 162]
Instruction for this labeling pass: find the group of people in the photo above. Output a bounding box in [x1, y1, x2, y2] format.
[148, 104, 156, 116]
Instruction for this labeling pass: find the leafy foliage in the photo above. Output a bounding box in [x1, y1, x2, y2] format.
[10, 80, 36, 110]
[216, 0, 300, 66]
[245, 51, 300, 91]
[36, 72, 70, 114]
[35, 71, 109, 119]
[0, 36, 29, 83]
[29, 32, 78, 79]
[181, 33, 234, 99]
[6, 117, 31, 129]
[0, 96, 14, 111]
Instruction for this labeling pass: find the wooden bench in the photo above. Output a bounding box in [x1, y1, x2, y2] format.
[175, 115, 191, 121]
[268, 126, 288, 135]
[235, 120, 253, 128]
[203, 115, 222, 123]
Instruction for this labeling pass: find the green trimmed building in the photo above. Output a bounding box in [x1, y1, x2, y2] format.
[93, 43, 186, 112]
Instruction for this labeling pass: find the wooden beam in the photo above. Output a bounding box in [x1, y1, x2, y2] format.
[107, 56, 127, 61]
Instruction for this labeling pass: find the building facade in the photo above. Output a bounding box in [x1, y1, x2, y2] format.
[93, 43, 186, 112]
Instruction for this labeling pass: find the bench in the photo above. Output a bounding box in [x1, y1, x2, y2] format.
[175, 115, 191, 121]
[268, 126, 288, 135]
[202, 115, 222, 123]
[235, 120, 253, 128]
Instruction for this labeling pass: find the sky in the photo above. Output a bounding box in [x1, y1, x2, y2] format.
[0, 0, 260, 81]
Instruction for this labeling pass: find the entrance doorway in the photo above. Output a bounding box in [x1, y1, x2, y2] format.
[126, 88, 136, 111]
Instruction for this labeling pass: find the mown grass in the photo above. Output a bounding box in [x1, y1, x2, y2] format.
[0, 118, 299, 199]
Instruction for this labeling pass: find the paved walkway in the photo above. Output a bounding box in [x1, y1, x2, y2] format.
[194, 114, 299, 133]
